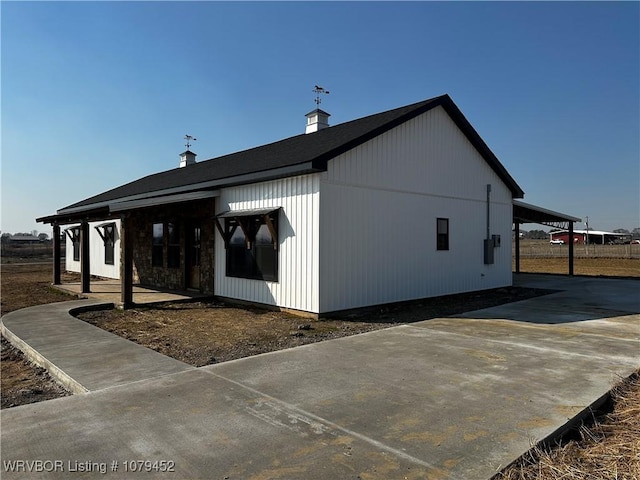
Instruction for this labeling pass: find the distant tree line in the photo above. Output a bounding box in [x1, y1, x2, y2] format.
[1, 232, 50, 243]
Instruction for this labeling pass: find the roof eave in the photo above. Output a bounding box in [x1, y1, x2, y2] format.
[39, 161, 320, 223]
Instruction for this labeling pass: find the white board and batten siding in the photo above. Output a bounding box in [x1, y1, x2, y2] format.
[65, 219, 121, 279]
[214, 174, 321, 313]
[318, 105, 513, 313]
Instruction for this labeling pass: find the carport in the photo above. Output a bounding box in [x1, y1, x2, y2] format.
[513, 200, 582, 275]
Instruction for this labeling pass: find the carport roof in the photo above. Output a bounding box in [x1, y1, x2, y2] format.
[513, 200, 581, 229]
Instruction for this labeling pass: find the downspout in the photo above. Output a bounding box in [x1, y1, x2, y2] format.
[486, 184, 491, 240]
[483, 184, 494, 265]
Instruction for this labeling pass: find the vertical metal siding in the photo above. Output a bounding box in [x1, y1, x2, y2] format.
[215, 174, 320, 313]
[65, 220, 121, 279]
[319, 106, 513, 312]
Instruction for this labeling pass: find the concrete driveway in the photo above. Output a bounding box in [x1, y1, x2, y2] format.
[1, 274, 638, 479]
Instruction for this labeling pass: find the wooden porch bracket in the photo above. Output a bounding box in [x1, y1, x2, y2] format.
[214, 217, 231, 249]
[263, 213, 279, 250]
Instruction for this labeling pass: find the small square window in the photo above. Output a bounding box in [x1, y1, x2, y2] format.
[437, 218, 449, 251]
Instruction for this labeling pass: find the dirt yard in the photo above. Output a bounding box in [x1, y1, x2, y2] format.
[1, 337, 71, 409]
[76, 286, 548, 367]
[1, 262, 80, 315]
[1, 263, 79, 408]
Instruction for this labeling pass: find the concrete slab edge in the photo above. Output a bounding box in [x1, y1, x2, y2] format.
[67, 302, 116, 316]
[50, 284, 86, 299]
[1, 320, 89, 395]
[489, 369, 639, 479]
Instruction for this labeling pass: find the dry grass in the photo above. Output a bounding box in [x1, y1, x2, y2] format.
[497, 371, 640, 480]
[514, 257, 640, 278]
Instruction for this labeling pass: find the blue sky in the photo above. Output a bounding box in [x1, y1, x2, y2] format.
[2, 1, 638, 235]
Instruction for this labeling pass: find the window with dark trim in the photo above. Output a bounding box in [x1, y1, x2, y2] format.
[152, 223, 164, 267]
[67, 227, 81, 262]
[103, 224, 115, 265]
[437, 218, 449, 251]
[224, 213, 278, 281]
[167, 222, 180, 269]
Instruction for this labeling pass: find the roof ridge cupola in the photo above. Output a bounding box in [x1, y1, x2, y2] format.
[179, 134, 197, 168]
[305, 85, 331, 133]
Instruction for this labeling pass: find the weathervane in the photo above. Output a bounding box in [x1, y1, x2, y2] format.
[184, 134, 196, 150]
[313, 85, 330, 106]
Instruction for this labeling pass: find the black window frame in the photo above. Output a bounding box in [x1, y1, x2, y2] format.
[167, 221, 181, 269]
[224, 212, 278, 282]
[152, 223, 164, 267]
[102, 224, 115, 265]
[70, 227, 81, 261]
[437, 218, 449, 251]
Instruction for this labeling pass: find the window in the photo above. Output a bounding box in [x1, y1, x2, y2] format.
[167, 222, 180, 268]
[68, 227, 81, 261]
[225, 212, 278, 281]
[437, 218, 449, 251]
[152, 223, 164, 267]
[102, 224, 115, 265]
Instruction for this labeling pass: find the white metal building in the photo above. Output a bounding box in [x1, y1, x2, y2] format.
[40, 94, 526, 315]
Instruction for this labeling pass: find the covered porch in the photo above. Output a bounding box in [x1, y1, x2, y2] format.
[36, 190, 219, 309]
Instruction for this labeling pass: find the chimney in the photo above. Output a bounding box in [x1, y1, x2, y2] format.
[305, 108, 330, 134]
[179, 150, 196, 168]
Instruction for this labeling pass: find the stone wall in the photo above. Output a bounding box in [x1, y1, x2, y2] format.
[126, 198, 215, 294]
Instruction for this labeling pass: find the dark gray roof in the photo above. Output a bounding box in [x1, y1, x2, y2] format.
[45, 94, 524, 221]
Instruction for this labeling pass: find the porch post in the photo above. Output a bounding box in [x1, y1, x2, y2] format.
[120, 215, 134, 307]
[52, 224, 61, 285]
[514, 221, 520, 274]
[80, 220, 91, 293]
[568, 221, 575, 276]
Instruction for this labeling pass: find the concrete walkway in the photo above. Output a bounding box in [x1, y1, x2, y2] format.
[1, 274, 638, 479]
[1, 300, 193, 393]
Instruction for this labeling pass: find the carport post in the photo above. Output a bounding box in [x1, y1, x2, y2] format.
[568, 221, 575, 276]
[53, 224, 61, 285]
[80, 220, 91, 293]
[514, 221, 521, 273]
